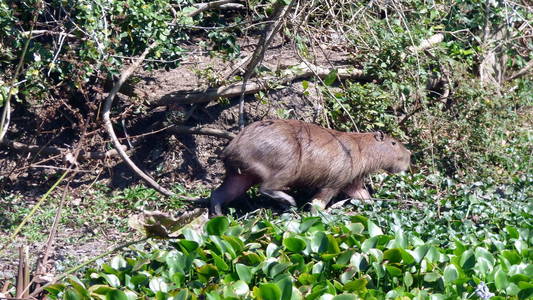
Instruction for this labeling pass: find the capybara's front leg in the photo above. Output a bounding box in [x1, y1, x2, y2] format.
[342, 178, 371, 200]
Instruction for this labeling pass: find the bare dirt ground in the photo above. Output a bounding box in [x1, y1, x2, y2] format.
[0, 37, 351, 281]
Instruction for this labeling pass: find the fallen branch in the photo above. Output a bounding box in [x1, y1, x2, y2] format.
[1, 138, 123, 160]
[188, 0, 240, 17]
[407, 33, 444, 53]
[157, 63, 365, 106]
[168, 125, 236, 140]
[506, 59, 533, 81]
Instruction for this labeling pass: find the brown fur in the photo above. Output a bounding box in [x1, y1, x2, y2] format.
[210, 119, 411, 216]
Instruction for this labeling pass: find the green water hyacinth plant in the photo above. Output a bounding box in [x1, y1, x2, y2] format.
[44, 207, 532, 299]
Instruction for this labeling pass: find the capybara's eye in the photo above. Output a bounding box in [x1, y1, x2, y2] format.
[392, 141, 397, 145]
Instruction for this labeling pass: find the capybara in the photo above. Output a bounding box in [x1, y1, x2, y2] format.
[210, 119, 411, 216]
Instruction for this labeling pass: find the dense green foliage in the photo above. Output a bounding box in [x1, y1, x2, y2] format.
[45, 183, 531, 299]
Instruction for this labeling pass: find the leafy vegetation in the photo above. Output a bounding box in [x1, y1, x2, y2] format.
[45, 184, 531, 299]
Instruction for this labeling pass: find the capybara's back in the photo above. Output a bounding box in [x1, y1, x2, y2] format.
[210, 119, 410, 216]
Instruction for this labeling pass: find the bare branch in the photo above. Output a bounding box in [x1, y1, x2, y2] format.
[506, 59, 533, 81]
[1, 138, 123, 160]
[168, 125, 236, 140]
[407, 33, 444, 53]
[102, 41, 175, 197]
[188, 0, 240, 17]
[238, 0, 296, 128]
[158, 63, 365, 106]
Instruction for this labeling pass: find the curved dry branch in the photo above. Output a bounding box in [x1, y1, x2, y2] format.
[158, 63, 364, 106]
[102, 41, 174, 197]
[168, 125, 236, 140]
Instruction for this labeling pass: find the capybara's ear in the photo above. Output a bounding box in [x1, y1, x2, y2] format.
[374, 131, 385, 142]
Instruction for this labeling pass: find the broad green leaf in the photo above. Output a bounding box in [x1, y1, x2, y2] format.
[63, 287, 83, 300]
[495, 269, 509, 291]
[105, 289, 128, 300]
[344, 278, 367, 292]
[197, 264, 219, 282]
[350, 253, 368, 272]
[206, 292, 223, 300]
[44, 283, 66, 296]
[110, 255, 127, 270]
[385, 265, 402, 277]
[404, 272, 413, 288]
[367, 221, 383, 237]
[254, 283, 282, 300]
[88, 285, 115, 295]
[298, 273, 316, 285]
[326, 234, 341, 254]
[475, 257, 492, 275]
[505, 226, 520, 239]
[67, 276, 89, 298]
[350, 215, 368, 225]
[340, 268, 357, 284]
[100, 274, 120, 288]
[423, 272, 440, 282]
[205, 216, 229, 235]
[518, 287, 533, 300]
[299, 217, 321, 233]
[179, 240, 199, 253]
[284, 237, 307, 253]
[368, 249, 383, 263]
[460, 249, 475, 271]
[212, 252, 229, 271]
[223, 235, 245, 253]
[276, 276, 293, 300]
[348, 223, 364, 234]
[173, 290, 189, 300]
[312, 232, 328, 254]
[337, 250, 355, 266]
[372, 262, 385, 279]
[399, 249, 415, 265]
[443, 264, 458, 283]
[501, 250, 521, 265]
[361, 236, 379, 253]
[232, 280, 250, 296]
[413, 245, 430, 264]
[383, 248, 402, 263]
[236, 263, 253, 283]
[312, 261, 325, 274]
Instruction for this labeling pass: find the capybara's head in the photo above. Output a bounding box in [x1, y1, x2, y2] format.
[371, 131, 411, 173]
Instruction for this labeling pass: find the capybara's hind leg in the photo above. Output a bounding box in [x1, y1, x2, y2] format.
[310, 188, 339, 214]
[210, 174, 256, 217]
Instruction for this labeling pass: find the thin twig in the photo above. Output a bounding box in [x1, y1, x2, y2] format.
[238, 0, 295, 129]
